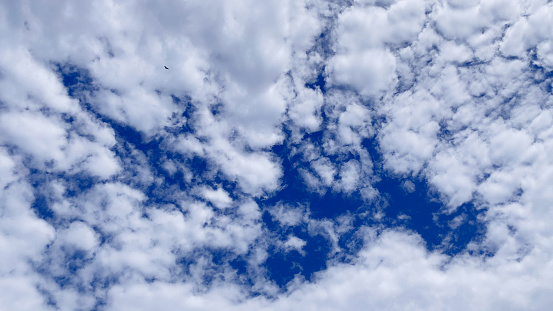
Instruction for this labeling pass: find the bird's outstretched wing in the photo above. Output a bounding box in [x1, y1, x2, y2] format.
[164, 66, 169, 69]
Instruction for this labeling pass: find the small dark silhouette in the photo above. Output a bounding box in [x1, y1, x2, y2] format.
[164, 66, 169, 70]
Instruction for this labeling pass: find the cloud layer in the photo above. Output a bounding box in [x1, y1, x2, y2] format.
[1, 0, 553, 310]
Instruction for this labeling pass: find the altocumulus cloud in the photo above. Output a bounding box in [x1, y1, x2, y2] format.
[1, 0, 553, 310]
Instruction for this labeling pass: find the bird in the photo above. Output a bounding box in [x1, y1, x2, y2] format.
[164, 66, 169, 70]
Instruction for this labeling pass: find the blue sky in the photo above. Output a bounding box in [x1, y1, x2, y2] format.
[1, 0, 553, 310]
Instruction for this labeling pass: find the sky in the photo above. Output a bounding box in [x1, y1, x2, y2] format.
[1, 0, 553, 310]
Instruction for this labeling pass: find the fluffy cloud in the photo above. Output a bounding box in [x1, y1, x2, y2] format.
[326, 0, 427, 96]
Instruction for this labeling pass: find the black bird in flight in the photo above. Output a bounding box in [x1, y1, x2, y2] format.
[164, 66, 169, 70]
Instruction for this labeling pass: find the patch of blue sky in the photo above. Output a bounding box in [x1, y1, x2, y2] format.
[258, 123, 486, 287]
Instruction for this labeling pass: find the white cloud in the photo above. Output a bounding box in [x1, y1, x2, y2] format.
[201, 187, 233, 209]
[379, 89, 442, 175]
[0, 276, 55, 311]
[401, 180, 416, 193]
[501, 3, 553, 61]
[210, 142, 282, 195]
[328, 48, 397, 96]
[281, 235, 307, 254]
[428, 150, 477, 209]
[93, 88, 177, 134]
[0, 47, 76, 112]
[100, 229, 553, 310]
[59, 221, 99, 252]
[336, 160, 361, 193]
[311, 157, 336, 187]
[0, 150, 56, 310]
[326, 0, 427, 96]
[0, 111, 67, 163]
[269, 203, 307, 227]
[287, 86, 324, 132]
